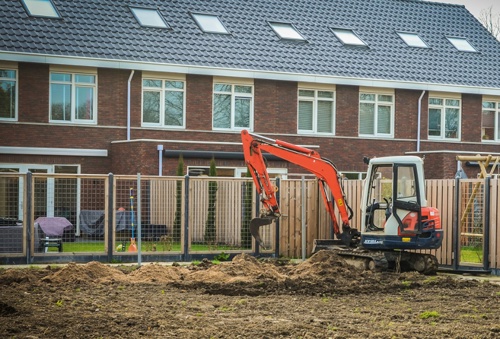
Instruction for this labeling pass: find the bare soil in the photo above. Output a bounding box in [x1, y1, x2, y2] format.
[1, 251, 500, 338]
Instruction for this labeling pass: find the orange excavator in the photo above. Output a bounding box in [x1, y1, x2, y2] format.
[241, 130, 443, 274]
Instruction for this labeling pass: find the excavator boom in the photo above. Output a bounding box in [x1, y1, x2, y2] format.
[241, 130, 356, 248]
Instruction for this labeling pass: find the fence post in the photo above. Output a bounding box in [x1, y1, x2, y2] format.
[483, 176, 491, 272]
[26, 171, 32, 264]
[107, 173, 114, 263]
[183, 175, 190, 262]
[301, 176, 306, 260]
[137, 173, 142, 266]
[254, 185, 260, 257]
[275, 177, 280, 258]
[452, 177, 460, 271]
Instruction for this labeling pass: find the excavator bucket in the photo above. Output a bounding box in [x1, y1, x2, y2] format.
[312, 239, 347, 253]
[249, 217, 275, 249]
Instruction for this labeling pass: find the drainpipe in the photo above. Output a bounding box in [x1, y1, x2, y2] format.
[157, 145, 164, 176]
[417, 90, 426, 153]
[127, 70, 135, 141]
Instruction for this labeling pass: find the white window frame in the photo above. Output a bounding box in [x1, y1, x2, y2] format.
[446, 36, 477, 52]
[49, 71, 98, 124]
[331, 28, 367, 46]
[428, 96, 461, 141]
[358, 90, 394, 138]
[297, 87, 335, 135]
[0, 68, 18, 121]
[481, 99, 500, 142]
[191, 13, 229, 34]
[397, 32, 429, 48]
[212, 82, 254, 131]
[141, 78, 186, 129]
[21, 0, 61, 18]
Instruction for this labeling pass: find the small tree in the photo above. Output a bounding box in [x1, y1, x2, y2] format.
[173, 155, 184, 242]
[241, 168, 253, 248]
[479, 6, 500, 40]
[204, 158, 218, 244]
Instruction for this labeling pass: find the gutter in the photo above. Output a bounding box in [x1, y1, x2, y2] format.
[417, 90, 426, 152]
[127, 70, 135, 141]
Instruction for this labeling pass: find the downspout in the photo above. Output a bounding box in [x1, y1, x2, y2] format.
[417, 90, 426, 152]
[127, 70, 135, 141]
[157, 145, 164, 176]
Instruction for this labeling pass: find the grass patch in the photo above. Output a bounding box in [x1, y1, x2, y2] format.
[419, 311, 440, 319]
[460, 245, 482, 263]
[58, 241, 249, 253]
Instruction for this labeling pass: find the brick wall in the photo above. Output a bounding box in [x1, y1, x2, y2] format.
[336, 85, 359, 137]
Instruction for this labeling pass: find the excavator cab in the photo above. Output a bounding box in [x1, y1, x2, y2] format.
[360, 156, 443, 250]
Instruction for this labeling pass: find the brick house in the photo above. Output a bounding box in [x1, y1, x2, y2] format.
[1, 0, 500, 183]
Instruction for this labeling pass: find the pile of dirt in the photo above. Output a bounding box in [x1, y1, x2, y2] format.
[41, 261, 126, 285]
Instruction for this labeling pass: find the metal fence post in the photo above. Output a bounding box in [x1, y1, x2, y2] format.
[137, 173, 142, 266]
[275, 177, 280, 258]
[452, 177, 460, 271]
[483, 176, 491, 272]
[26, 171, 32, 264]
[107, 173, 114, 263]
[301, 176, 306, 260]
[183, 175, 190, 262]
[254, 184, 260, 257]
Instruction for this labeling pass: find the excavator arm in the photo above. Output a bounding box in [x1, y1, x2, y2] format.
[241, 130, 357, 248]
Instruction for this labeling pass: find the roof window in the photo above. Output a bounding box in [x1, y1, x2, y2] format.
[192, 13, 229, 34]
[269, 22, 305, 40]
[130, 7, 170, 29]
[21, 0, 60, 18]
[397, 32, 428, 48]
[446, 37, 477, 52]
[331, 28, 366, 46]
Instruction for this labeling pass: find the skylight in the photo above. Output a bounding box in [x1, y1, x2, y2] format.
[446, 37, 477, 52]
[397, 32, 428, 48]
[192, 13, 228, 34]
[269, 22, 305, 40]
[130, 7, 169, 29]
[21, 0, 60, 18]
[331, 28, 366, 46]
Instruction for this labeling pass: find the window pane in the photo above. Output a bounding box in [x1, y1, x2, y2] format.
[192, 14, 228, 33]
[51, 83, 71, 121]
[0, 70, 16, 78]
[429, 98, 443, 105]
[165, 91, 184, 126]
[76, 86, 93, 120]
[378, 95, 393, 103]
[298, 101, 313, 131]
[234, 97, 250, 128]
[213, 93, 231, 128]
[75, 74, 95, 84]
[445, 108, 459, 138]
[51, 73, 71, 82]
[318, 91, 333, 99]
[270, 22, 304, 40]
[428, 108, 441, 136]
[214, 84, 231, 92]
[143, 79, 162, 88]
[143, 91, 160, 123]
[235, 85, 252, 94]
[166, 81, 184, 89]
[299, 90, 314, 97]
[332, 29, 366, 46]
[483, 101, 496, 109]
[377, 105, 391, 134]
[317, 101, 333, 133]
[22, 0, 59, 18]
[359, 102, 375, 134]
[398, 32, 428, 48]
[0, 80, 16, 119]
[445, 99, 460, 107]
[447, 37, 476, 52]
[130, 7, 168, 28]
[482, 110, 495, 140]
[360, 93, 375, 101]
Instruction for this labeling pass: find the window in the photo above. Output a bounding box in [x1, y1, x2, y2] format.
[192, 13, 228, 34]
[397, 32, 428, 48]
[482, 101, 500, 142]
[269, 22, 305, 40]
[21, 0, 60, 18]
[331, 28, 366, 46]
[130, 7, 169, 29]
[298, 89, 335, 134]
[428, 97, 460, 140]
[0, 69, 17, 120]
[446, 37, 477, 52]
[50, 72, 97, 124]
[359, 93, 394, 137]
[213, 83, 253, 130]
[142, 79, 185, 128]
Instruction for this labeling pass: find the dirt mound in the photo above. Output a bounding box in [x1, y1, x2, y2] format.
[128, 263, 190, 283]
[291, 250, 357, 279]
[41, 261, 125, 285]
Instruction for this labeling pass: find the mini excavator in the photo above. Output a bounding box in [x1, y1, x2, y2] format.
[241, 130, 443, 274]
